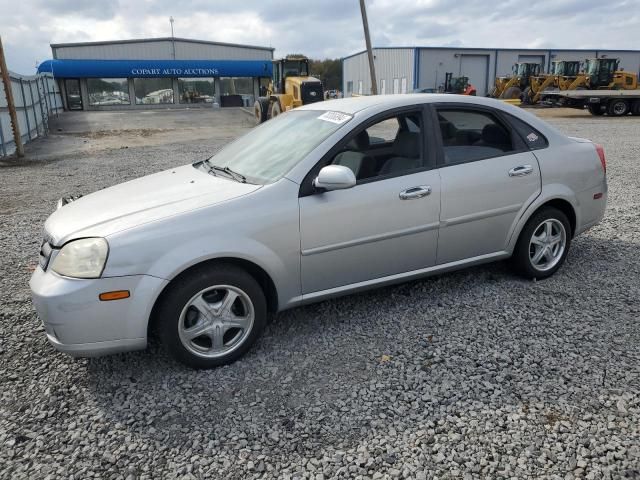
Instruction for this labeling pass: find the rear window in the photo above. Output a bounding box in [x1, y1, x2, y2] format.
[504, 114, 548, 150]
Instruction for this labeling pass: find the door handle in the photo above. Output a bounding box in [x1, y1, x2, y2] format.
[399, 185, 431, 200]
[508, 165, 533, 177]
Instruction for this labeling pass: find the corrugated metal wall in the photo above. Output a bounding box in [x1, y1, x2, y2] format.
[53, 40, 273, 61]
[0, 72, 62, 157]
[343, 48, 414, 96]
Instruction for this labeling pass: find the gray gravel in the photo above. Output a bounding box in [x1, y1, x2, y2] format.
[1, 109, 639, 479]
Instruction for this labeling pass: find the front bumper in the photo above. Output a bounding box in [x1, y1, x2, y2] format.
[29, 267, 168, 357]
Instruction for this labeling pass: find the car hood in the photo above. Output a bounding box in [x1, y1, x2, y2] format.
[44, 164, 261, 245]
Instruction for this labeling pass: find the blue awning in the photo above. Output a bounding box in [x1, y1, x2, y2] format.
[37, 59, 272, 78]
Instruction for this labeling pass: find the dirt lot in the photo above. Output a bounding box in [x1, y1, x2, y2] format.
[1, 106, 639, 479]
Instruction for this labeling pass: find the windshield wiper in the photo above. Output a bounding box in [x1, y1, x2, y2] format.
[205, 162, 247, 183]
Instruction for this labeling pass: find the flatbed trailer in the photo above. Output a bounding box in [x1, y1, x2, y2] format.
[541, 89, 640, 116]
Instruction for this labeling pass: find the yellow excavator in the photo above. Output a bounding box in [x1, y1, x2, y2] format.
[490, 63, 542, 99]
[554, 60, 583, 91]
[254, 55, 324, 123]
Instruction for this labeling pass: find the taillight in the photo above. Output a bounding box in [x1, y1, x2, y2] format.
[595, 143, 606, 173]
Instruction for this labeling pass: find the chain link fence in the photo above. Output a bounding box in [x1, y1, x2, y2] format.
[0, 70, 63, 157]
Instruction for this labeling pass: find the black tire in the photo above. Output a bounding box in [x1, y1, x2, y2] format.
[521, 87, 533, 104]
[512, 207, 572, 280]
[607, 99, 630, 116]
[631, 100, 640, 116]
[254, 98, 268, 124]
[587, 104, 606, 116]
[157, 264, 267, 369]
[502, 86, 522, 100]
[270, 101, 282, 118]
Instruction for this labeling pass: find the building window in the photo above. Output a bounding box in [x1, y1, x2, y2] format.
[358, 80, 363, 95]
[219, 77, 254, 107]
[87, 78, 130, 106]
[347, 81, 353, 95]
[134, 78, 174, 105]
[178, 78, 215, 104]
[380, 78, 386, 95]
[401, 77, 407, 94]
[393, 78, 399, 94]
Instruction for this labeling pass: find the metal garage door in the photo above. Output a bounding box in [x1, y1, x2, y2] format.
[460, 55, 489, 95]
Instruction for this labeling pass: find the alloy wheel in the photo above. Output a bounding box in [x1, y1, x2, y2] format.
[528, 219, 567, 272]
[178, 285, 255, 359]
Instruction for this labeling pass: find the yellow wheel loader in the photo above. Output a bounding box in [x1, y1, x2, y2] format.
[489, 62, 542, 100]
[254, 55, 324, 123]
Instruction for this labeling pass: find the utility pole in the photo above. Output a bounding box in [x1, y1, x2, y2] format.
[170, 16, 176, 60]
[0, 36, 23, 157]
[359, 0, 377, 95]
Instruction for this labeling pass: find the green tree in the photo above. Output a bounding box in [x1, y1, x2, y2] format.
[309, 58, 342, 91]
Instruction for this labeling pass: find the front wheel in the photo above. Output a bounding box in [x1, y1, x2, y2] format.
[512, 207, 571, 279]
[157, 264, 267, 368]
[270, 101, 282, 118]
[588, 104, 606, 116]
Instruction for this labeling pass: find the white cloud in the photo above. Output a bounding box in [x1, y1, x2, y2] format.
[0, 0, 639, 74]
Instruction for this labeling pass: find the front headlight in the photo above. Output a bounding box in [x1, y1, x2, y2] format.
[50, 238, 109, 279]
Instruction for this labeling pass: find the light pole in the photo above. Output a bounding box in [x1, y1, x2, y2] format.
[169, 16, 176, 60]
[359, 0, 377, 95]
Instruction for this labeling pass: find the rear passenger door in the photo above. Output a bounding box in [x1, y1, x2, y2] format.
[433, 105, 542, 264]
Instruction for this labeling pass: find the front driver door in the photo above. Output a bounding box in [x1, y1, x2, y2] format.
[298, 108, 441, 295]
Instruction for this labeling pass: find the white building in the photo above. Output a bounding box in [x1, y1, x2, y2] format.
[342, 47, 640, 96]
[38, 37, 274, 111]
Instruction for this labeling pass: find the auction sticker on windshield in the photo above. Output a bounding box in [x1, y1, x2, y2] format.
[317, 111, 352, 124]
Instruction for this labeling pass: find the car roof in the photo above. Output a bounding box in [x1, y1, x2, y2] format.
[297, 94, 567, 143]
[298, 93, 511, 114]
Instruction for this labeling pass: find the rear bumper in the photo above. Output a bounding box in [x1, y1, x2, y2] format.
[30, 267, 168, 358]
[575, 181, 607, 236]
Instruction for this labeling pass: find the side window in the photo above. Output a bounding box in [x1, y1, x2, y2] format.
[330, 111, 424, 182]
[504, 113, 548, 150]
[367, 118, 399, 144]
[437, 109, 515, 165]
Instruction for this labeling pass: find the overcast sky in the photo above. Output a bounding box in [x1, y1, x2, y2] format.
[1, 0, 639, 74]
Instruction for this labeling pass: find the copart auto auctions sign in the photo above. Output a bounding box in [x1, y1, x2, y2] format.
[130, 68, 220, 76]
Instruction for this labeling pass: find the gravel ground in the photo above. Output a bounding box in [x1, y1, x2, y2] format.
[1, 109, 639, 479]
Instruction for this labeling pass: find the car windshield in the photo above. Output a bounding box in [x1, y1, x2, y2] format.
[204, 110, 352, 184]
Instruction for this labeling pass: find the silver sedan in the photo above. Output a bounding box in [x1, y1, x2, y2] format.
[30, 94, 607, 368]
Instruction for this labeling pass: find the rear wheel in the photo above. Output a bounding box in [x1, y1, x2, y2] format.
[607, 99, 630, 116]
[157, 264, 267, 369]
[512, 207, 571, 280]
[587, 104, 606, 116]
[270, 101, 282, 118]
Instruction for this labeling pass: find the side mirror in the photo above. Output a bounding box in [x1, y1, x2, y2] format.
[313, 165, 356, 192]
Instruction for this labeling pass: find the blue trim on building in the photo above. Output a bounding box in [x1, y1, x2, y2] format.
[37, 59, 272, 78]
[413, 48, 420, 89]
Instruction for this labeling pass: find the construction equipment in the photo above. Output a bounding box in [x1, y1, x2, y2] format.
[490, 62, 542, 99]
[553, 60, 583, 91]
[539, 58, 639, 111]
[582, 58, 638, 90]
[522, 60, 582, 104]
[443, 72, 476, 95]
[254, 55, 324, 123]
